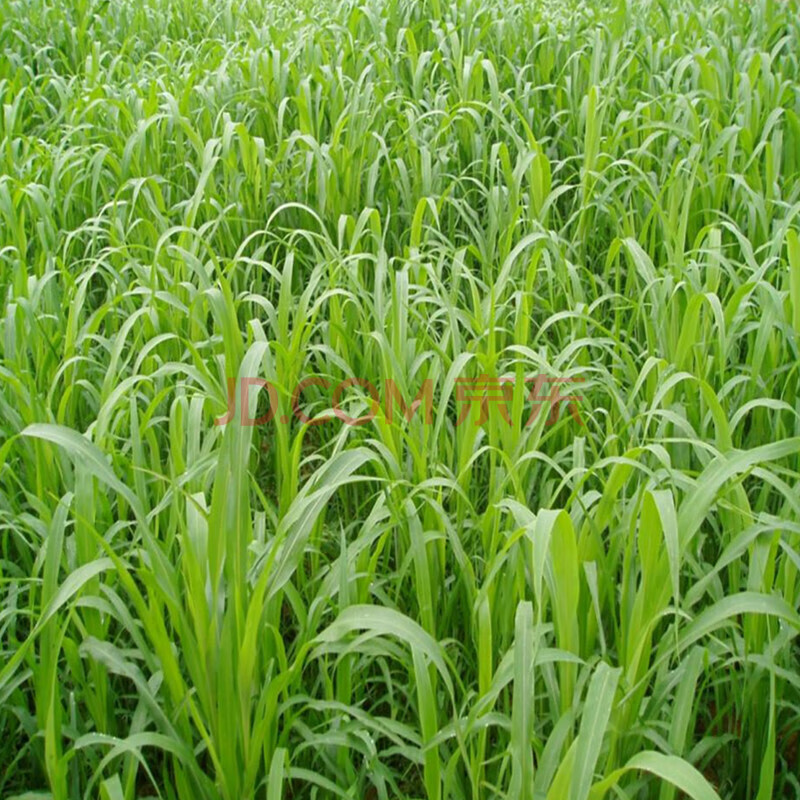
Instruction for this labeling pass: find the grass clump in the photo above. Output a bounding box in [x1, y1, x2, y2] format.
[1, 0, 800, 797]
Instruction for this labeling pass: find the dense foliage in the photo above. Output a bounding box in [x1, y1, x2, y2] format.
[1, 0, 800, 797]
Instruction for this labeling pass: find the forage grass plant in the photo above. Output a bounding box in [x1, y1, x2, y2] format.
[1, 0, 800, 797]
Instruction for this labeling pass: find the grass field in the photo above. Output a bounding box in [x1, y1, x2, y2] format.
[1, 0, 800, 797]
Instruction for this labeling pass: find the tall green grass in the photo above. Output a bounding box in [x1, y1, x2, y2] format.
[1, 0, 800, 797]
